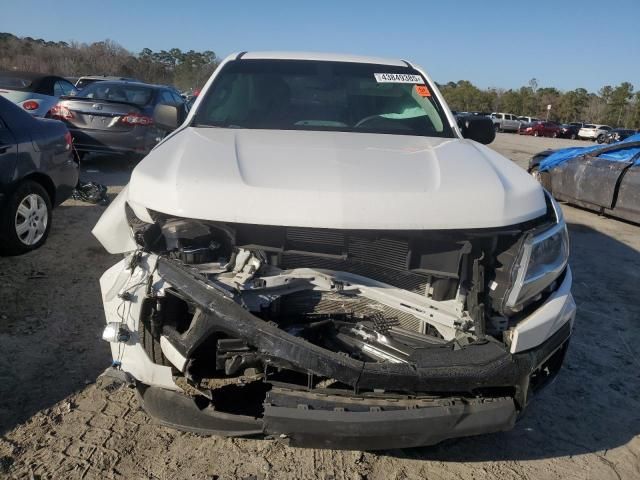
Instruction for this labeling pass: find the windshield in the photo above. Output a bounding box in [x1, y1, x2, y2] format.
[0, 75, 33, 90]
[75, 78, 100, 90]
[77, 82, 155, 106]
[193, 59, 454, 138]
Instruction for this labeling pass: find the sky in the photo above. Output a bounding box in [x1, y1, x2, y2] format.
[1, 0, 639, 92]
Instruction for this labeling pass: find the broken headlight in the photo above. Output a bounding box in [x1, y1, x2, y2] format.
[124, 204, 234, 262]
[505, 195, 569, 311]
[124, 202, 164, 250]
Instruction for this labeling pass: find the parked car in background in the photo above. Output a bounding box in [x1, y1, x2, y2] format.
[50, 81, 187, 160]
[529, 134, 640, 224]
[518, 116, 540, 125]
[0, 96, 78, 254]
[0, 71, 78, 117]
[519, 121, 561, 137]
[94, 51, 574, 451]
[75, 75, 141, 90]
[578, 124, 611, 141]
[568, 122, 585, 129]
[558, 124, 580, 139]
[490, 112, 520, 132]
[598, 128, 637, 144]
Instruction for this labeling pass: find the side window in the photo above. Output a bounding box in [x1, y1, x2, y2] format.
[495, 113, 503, 119]
[159, 90, 175, 105]
[54, 80, 76, 97]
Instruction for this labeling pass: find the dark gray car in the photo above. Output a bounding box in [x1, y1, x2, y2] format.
[74, 75, 141, 90]
[0, 96, 78, 254]
[51, 81, 187, 160]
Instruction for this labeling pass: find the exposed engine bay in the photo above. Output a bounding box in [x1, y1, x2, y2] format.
[98, 202, 573, 449]
[128, 205, 558, 382]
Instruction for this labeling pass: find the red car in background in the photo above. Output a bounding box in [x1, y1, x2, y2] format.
[519, 121, 561, 137]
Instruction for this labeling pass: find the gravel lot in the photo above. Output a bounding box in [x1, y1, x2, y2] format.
[1, 133, 639, 479]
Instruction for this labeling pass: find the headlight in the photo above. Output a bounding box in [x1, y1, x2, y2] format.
[125, 202, 163, 249]
[505, 195, 569, 311]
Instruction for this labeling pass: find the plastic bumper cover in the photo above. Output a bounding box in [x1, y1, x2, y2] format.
[69, 127, 156, 155]
[136, 382, 517, 450]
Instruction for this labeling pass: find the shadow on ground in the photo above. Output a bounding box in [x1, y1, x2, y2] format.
[78, 153, 135, 190]
[0, 154, 133, 434]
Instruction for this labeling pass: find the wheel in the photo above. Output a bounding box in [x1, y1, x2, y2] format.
[596, 135, 605, 144]
[0, 180, 52, 254]
[570, 133, 577, 140]
[534, 130, 540, 137]
[494, 124, 501, 133]
[552, 132, 558, 138]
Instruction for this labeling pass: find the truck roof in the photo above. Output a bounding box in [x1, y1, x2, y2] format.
[231, 51, 409, 66]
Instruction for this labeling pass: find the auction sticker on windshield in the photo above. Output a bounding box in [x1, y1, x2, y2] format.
[415, 85, 431, 97]
[374, 73, 425, 84]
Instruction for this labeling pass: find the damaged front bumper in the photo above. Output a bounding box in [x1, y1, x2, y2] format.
[137, 382, 517, 450]
[100, 253, 574, 450]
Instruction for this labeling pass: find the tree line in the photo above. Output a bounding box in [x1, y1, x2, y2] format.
[1, 32, 638, 128]
[0, 32, 217, 91]
[438, 78, 640, 129]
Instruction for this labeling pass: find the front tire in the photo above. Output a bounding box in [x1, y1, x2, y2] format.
[0, 181, 52, 255]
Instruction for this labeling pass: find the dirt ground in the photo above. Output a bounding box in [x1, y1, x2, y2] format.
[1, 134, 639, 479]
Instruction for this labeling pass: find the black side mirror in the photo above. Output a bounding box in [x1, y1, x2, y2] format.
[457, 115, 496, 144]
[154, 104, 179, 131]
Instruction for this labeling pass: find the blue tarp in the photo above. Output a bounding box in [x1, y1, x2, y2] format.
[539, 133, 640, 172]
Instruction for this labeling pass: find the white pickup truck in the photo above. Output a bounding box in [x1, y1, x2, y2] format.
[93, 51, 575, 450]
[491, 112, 521, 132]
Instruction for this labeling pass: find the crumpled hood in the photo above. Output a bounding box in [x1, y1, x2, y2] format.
[127, 127, 545, 229]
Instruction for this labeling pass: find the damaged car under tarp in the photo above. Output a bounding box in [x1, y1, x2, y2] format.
[530, 133, 640, 224]
[93, 52, 576, 450]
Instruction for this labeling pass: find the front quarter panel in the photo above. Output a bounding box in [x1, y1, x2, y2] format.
[100, 255, 176, 389]
[92, 185, 137, 254]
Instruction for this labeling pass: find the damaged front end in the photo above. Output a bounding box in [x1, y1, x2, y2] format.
[95, 195, 574, 450]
